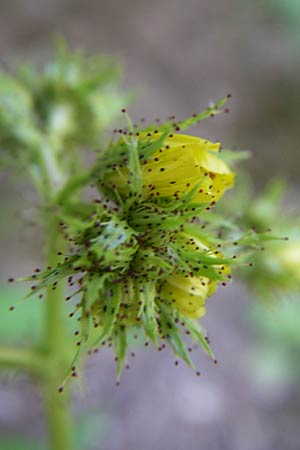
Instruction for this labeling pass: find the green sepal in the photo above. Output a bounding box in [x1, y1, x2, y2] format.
[20, 261, 76, 299]
[177, 313, 215, 359]
[131, 246, 179, 280]
[113, 325, 127, 379]
[137, 131, 169, 160]
[60, 291, 91, 388]
[138, 282, 158, 345]
[140, 96, 229, 134]
[123, 135, 143, 195]
[236, 229, 285, 247]
[158, 303, 194, 369]
[172, 248, 229, 281]
[92, 283, 122, 347]
[84, 273, 110, 308]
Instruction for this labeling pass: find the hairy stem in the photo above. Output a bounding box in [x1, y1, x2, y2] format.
[42, 219, 73, 450]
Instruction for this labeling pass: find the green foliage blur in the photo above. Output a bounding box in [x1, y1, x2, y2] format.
[219, 158, 300, 388]
[217, 155, 300, 302]
[0, 39, 128, 195]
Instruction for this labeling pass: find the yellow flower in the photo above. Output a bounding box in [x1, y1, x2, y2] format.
[106, 132, 234, 203]
[159, 233, 230, 318]
[160, 273, 215, 318]
[142, 133, 234, 202]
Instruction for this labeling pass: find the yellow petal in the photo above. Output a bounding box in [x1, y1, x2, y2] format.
[160, 273, 213, 318]
[142, 133, 234, 202]
[103, 132, 235, 204]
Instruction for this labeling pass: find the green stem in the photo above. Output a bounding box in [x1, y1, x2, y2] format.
[42, 219, 73, 450]
[0, 347, 43, 375]
[55, 171, 91, 204]
[32, 139, 67, 203]
[39, 141, 67, 195]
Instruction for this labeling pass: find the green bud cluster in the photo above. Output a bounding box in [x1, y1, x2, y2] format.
[23, 99, 269, 379]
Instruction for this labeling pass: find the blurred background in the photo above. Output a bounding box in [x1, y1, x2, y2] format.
[1, 0, 300, 449]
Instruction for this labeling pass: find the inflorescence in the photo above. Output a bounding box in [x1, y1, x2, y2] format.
[16, 97, 271, 381]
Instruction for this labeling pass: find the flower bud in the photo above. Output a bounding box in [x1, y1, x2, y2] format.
[25, 102, 238, 377]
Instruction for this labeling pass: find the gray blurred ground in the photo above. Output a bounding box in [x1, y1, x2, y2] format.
[1, 1, 300, 449]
